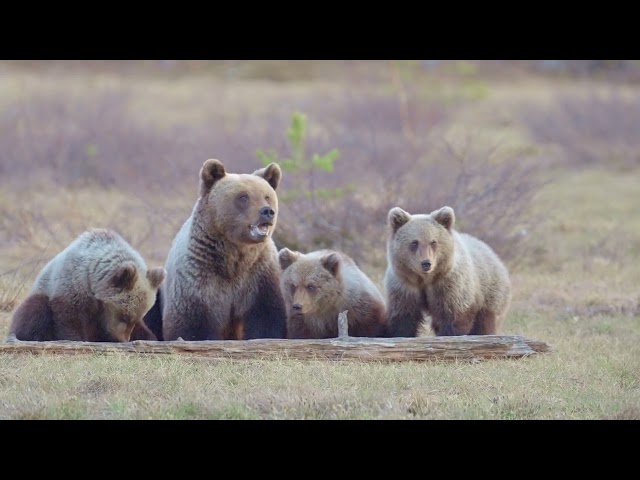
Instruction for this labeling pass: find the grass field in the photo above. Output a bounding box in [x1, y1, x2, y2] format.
[0, 60, 638, 419]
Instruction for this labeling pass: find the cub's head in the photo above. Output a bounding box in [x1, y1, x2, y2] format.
[94, 262, 166, 342]
[387, 206, 455, 285]
[278, 248, 344, 319]
[196, 159, 281, 245]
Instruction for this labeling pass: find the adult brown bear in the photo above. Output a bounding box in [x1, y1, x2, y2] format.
[155, 159, 288, 341]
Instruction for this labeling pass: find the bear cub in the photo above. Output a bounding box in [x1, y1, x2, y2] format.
[385, 206, 511, 337]
[9, 228, 165, 342]
[279, 248, 387, 338]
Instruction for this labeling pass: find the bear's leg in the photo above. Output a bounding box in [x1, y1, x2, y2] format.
[386, 287, 425, 337]
[433, 320, 463, 336]
[49, 296, 96, 341]
[221, 318, 245, 340]
[162, 301, 222, 341]
[52, 322, 86, 341]
[243, 275, 287, 339]
[9, 293, 54, 341]
[142, 290, 163, 340]
[387, 305, 426, 337]
[469, 309, 497, 335]
[350, 300, 388, 337]
[130, 321, 158, 341]
[286, 319, 314, 339]
[431, 310, 476, 336]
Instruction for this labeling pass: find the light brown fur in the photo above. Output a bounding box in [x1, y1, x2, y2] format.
[279, 248, 387, 338]
[158, 159, 288, 341]
[384, 206, 511, 337]
[9, 228, 165, 342]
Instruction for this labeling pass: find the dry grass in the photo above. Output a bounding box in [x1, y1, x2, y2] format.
[1, 60, 639, 419]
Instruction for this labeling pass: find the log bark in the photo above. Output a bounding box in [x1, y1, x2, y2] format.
[1, 334, 552, 363]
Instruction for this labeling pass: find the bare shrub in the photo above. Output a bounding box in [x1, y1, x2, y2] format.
[523, 88, 640, 169]
[0, 83, 547, 278]
[0, 91, 214, 191]
[390, 135, 546, 266]
[0, 256, 49, 312]
[255, 92, 547, 271]
[247, 89, 454, 266]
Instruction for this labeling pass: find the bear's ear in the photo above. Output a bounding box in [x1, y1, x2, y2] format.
[432, 206, 455, 231]
[321, 252, 341, 277]
[388, 207, 411, 233]
[200, 159, 226, 196]
[253, 163, 282, 191]
[110, 261, 138, 291]
[278, 248, 299, 271]
[146, 267, 166, 290]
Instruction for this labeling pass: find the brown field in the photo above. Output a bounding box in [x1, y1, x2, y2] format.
[0, 60, 638, 419]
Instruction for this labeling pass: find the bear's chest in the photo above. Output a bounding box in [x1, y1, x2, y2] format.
[196, 264, 262, 308]
[426, 278, 475, 313]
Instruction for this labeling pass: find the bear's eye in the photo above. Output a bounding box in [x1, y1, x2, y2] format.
[238, 194, 249, 204]
[265, 195, 270, 202]
[120, 315, 131, 324]
[289, 284, 296, 295]
[410, 240, 419, 251]
[430, 240, 437, 247]
[306, 285, 316, 292]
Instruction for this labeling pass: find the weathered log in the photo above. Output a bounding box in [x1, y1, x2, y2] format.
[1, 333, 552, 363]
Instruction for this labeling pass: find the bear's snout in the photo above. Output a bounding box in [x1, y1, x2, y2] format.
[260, 206, 275, 221]
[421, 260, 432, 272]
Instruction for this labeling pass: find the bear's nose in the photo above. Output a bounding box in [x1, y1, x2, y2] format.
[292, 303, 303, 311]
[260, 206, 275, 220]
[421, 260, 432, 272]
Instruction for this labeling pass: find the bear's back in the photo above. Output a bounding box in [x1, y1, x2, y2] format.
[37, 228, 147, 298]
[340, 256, 384, 304]
[456, 231, 510, 297]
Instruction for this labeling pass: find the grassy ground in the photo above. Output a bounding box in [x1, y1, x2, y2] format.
[0, 61, 638, 419]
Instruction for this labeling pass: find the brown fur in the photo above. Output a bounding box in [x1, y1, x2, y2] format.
[279, 248, 387, 339]
[159, 159, 288, 341]
[385, 206, 511, 337]
[9, 229, 165, 342]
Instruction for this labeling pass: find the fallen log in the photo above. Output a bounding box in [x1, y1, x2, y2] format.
[0, 333, 551, 363]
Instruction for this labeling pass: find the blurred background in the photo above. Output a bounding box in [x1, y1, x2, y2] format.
[1, 60, 639, 325]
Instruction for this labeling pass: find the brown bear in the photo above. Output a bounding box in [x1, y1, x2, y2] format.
[279, 248, 387, 338]
[9, 228, 166, 342]
[156, 158, 288, 341]
[384, 206, 511, 337]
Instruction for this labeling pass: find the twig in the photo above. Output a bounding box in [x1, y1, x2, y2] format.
[337, 310, 349, 338]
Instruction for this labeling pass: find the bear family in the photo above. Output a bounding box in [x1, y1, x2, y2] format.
[150, 159, 288, 341]
[9, 228, 165, 342]
[385, 206, 511, 337]
[9, 158, 510, 343]
[278, 248, 387, 338]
